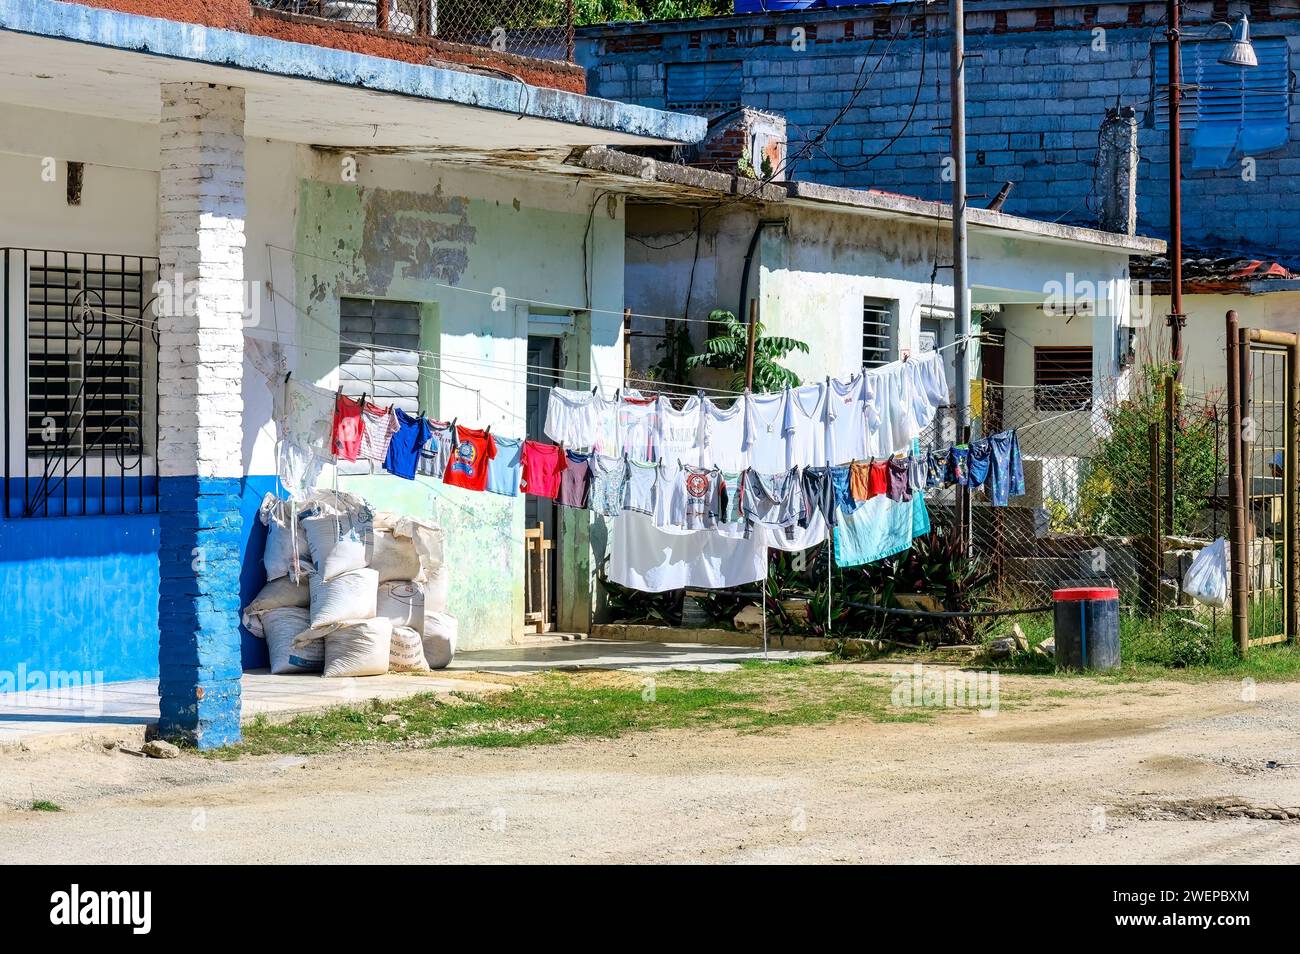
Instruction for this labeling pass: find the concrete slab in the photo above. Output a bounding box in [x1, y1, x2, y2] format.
[0, 639, 821, 750]
[448, 637, 823, 675]
[0, 670, 508, 752]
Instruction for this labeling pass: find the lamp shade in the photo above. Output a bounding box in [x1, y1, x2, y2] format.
[1218, 16, 1258, 68]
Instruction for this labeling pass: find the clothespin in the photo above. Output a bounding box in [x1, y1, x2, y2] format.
[285, 371, 292, 385]
[360, 391, 368, 407]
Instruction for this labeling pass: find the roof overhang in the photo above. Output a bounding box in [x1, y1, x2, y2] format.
[0, 0, 706, 154]
[568, 147, 1166, 257]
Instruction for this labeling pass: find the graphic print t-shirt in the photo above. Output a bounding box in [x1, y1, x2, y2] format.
[442, 425, 497, 492]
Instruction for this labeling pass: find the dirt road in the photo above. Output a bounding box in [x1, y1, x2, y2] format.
[2, 666, 1299, 863]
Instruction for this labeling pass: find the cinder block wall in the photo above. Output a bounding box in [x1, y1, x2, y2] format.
[579, 0, 1300, 259]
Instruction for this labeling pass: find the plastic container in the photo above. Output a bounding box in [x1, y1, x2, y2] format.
[1052, 586, 1120, 671]
[734, 0, 823, 12]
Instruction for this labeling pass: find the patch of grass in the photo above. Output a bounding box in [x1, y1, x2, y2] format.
[213, 662, 934, 759]
[28, 800, 62, 812]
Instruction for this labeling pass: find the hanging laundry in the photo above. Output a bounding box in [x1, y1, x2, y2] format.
[886, 457, 912, 502]
[987, 430, 1026, 506]
[766, 505, 828, 551]
[968, 438, 992, 490]
[863, 361, 913, 458]
[700, 397, 751, 472]
[905, 351, 951, 434]
[745, 389, 791, 473]
[926, 448, 948, 490]
[417, 420, 455, 480]
[520, 439, 567, 500]
[592, 388, 641, 455]
[716, 470, 746, 538]
[383, 408, 431, 480]
[656, 395, 704, 467]
[830, 465, 859, 516]
[945, 445, 969, 487]
[331, 393, 363, 461]
[833, 492, 930, 568]
[827, 372, 867, 464]
[486, 435, 523, 498]
[657, 464, 721, 531]
[623, 457, 660, 516]
[741, 467, 805, 535]
[358, 401, 399, 464]
[907, 453, 928, 497]
[544, 387, 601, 448]
[801, 466, 834, 527]
[443, 424, 497, 492]
[618, 393, 659, 461]
[589, 453, 628, 517]
[608, 511, 767, 593]
[276, 438, 324, 501]
[282, 379, 337, 463]
[558, 451, 593, 509]
[786, 381, 829, 469]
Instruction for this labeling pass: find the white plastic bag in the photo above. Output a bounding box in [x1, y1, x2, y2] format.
[308, 567, 379, 629]
[1183, 537, 1230, 608]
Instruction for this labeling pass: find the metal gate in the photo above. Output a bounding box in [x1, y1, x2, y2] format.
[1225, 312, 1298, 653]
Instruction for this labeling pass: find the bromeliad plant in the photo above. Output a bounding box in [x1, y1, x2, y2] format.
[686, 309, 809, 393]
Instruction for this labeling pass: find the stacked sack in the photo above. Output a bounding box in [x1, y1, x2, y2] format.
[242, 491, 458, 677]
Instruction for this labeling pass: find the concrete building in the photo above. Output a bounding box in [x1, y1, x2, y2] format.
[0, 0, 698, 746]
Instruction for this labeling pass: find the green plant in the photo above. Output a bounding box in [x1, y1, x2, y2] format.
[647, 320, 695, 386]
[685, 309, 809, 393]
[598, 560, 683, 625]
[1078, 364, 1221, 536]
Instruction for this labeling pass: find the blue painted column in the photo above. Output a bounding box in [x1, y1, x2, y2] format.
[155, 83, 248, 748]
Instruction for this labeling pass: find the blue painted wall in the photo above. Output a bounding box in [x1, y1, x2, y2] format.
[0, 475, 278, 685]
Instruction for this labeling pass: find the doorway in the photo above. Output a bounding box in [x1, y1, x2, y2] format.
[524, 335, 560, 631]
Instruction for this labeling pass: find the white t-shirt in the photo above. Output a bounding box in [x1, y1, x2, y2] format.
[700, 397, 751, 472]
[619, 396, 659, 462]
[827, 373, 867, 464]
[864, 361, 912, 458]
[745, 390, 791, 474]
[786, 381, 828, 469]
[625, 457, 659, 515]
[656, 395, 703, 467]
[608, 511, 768, 593]
[656, 465, 721, 532]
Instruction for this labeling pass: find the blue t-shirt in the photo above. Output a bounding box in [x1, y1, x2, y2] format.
[384, 408, 432, 480]
[486, 435, 523, 497]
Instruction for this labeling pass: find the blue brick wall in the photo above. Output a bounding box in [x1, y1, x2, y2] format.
[579, 1, 1300, 261]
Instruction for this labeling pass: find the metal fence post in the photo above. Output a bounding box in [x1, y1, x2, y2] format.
[1146, 421, 1162, 616]
[1225, 310, 1250, 656]
[1163, 372, 1175, 534]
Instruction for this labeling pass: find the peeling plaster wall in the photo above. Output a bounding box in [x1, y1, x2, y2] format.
[290, 156, 624, 647]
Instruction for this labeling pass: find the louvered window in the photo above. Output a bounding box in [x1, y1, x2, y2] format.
[339, 297, 423, 413]
[665, 61, 743, 110]
[863, 297, 895, 368]
[1152, 37, 1289, 162]
[1034, 346, 1093, 412]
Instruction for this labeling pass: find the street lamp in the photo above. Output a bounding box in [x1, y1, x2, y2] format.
[1166, 8, 1258, 378]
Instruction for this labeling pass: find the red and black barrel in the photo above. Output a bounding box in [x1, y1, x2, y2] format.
[1051, 587, 1120, 671]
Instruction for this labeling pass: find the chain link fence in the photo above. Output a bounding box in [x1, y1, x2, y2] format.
[253, 0, 576, 61]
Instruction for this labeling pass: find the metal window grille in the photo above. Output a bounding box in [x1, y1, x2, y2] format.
[4, 248, 159, 518]
[862, 298, 894, 368]
[665, 61, 743, 111]
[1033, 346, 1093, 412]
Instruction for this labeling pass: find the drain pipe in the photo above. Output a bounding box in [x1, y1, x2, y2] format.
[738, 219, 785, 323]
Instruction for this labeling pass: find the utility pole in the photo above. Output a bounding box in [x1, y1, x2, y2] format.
[950, 0, 971, 547]
[1166, 0, 1185, 380]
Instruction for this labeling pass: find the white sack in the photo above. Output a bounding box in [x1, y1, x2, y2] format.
[407, 519, 447, 573]
[371, 527, 422, 583]
[377, 580, 424, 632]
[422, 611, 459, 670]
[259, 493, 312, 582]
[261, 607, 322, 675]
[302, 506, 372, 581]
[242, 575, 310, 637]
[424, 564, 450, 614]
[389, 625, 431, 673]
[308, 567, 379, 629]
[321, 617, 392, 678]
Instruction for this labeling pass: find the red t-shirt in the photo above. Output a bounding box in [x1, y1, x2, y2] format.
[443, 425, 497, 492]
[332, 394, 363, 461]
[520, 440, 567, 499]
